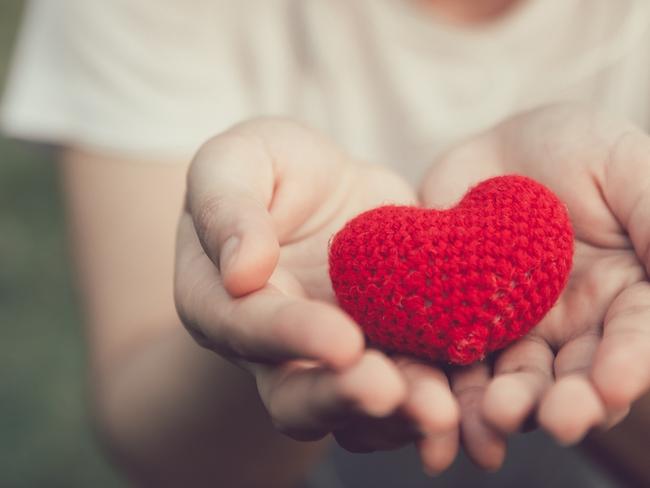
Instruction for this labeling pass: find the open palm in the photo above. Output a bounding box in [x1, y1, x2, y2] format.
[419, 104, 650, 469]
[175, 118, 459, 471]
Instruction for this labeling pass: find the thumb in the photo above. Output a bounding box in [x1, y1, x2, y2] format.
[195, 193, 279, 297]
[419, 136, 502, 209]
[188, 133, 279, 297]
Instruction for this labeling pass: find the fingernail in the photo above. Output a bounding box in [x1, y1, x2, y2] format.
[220, 236, 240, 274]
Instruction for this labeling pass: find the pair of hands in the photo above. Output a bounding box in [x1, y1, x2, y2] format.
[174, 104, 650, 473]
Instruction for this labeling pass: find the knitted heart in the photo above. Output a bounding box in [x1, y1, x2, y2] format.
[329, 175, 573, 365]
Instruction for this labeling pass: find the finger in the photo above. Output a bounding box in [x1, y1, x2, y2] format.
[601, 128, 650, 274]
[591, 281, 650, 411]
[176, 214, 364, 367]
[256, 350, 407, 441]
[395, 357, 459, 434]
[418, 135, 503, 208]
[187, 119, 359, 297]
[538, 331, 605, 445]
[395, 357, 460, 473]
[187, 129, 279, 296]
[228, 291, 365, 368]
[538, 375, 605, 446]
[452, 363, 507, 471]
[602, 406, 631, 430]
[482, 335, 554, 433]
[418, 430, 459, 476]
[335, 357, 461, 457]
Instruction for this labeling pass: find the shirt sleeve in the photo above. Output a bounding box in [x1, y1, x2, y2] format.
[0, 0, 284, 161]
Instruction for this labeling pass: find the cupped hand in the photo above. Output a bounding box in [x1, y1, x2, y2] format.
[419, 103, 650, 469]
[174, 118, 459, 472]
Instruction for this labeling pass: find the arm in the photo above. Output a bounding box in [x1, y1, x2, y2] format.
[64, 118, 462, 486]
[173, 118, 459, 473]
[60, 147, 326, 487]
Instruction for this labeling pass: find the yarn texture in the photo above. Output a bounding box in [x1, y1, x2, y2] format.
[329, 175, 574, 365]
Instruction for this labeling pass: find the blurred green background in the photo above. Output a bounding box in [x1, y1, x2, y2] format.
[0, 2, 124, 486]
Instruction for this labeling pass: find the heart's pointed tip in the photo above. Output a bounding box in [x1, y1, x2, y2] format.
[445, 348, 488, 367]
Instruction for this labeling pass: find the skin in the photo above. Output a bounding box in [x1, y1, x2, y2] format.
[65, 120, 460, 486]
[61, 148, 328, 487]
[175, 119, 460, 470]
[66, 106, 649, 485]
[59, 2, 648, 484]
[419, 103, 650, 470]
[417, 0, 523, 24]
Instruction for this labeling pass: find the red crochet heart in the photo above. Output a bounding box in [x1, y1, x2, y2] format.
[329, 175, 573, 365]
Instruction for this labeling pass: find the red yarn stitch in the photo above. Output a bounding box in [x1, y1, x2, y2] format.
[329, 175, 574, 365]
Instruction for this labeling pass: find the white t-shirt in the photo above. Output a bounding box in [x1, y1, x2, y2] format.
[1, 3, 645, 486]
[2, 0, 650, 183]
